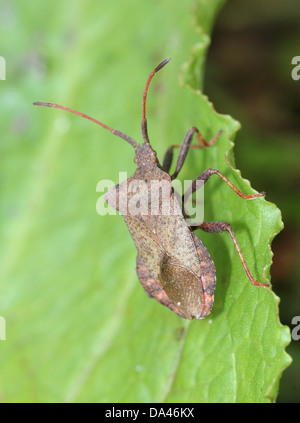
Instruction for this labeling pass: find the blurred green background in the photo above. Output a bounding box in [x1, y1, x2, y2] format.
[0, 0, 298, 402]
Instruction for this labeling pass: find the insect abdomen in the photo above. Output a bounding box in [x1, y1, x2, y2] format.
[160, 253, 205, 319]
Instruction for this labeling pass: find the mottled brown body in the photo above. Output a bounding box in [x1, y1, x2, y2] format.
[136, 234, 216, 319]
[34, 57, 268, 320]
[105, 146, 217, 319]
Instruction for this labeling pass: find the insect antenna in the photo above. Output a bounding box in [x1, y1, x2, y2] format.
[33, 101, 137, 148]
[141, 57, 171, 144]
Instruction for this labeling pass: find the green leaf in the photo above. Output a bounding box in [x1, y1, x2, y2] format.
[0, 0, 291, 402]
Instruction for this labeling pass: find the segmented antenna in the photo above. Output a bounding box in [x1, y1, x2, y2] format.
[33, 101, 137, 148]
[141, 57, 171, 143]
[33, 57, 171, 147]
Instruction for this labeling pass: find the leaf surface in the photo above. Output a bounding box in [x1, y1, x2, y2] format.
[0, 0, 291, 402]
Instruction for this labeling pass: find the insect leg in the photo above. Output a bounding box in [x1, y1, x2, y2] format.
[193, 221, 269, 287]
[162, 128, 222, 179]
[184, 168, 265, 201]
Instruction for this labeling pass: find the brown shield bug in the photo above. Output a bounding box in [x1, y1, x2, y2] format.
[34, 57, 269, 320]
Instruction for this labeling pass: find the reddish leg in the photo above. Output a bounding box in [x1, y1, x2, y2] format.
[184, 168, 265, 201]
[162, 127, 222, 179]
[193, 221, 269, 287]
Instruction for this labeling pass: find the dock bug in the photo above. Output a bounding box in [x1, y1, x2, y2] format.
[34, 57, 269, 320]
